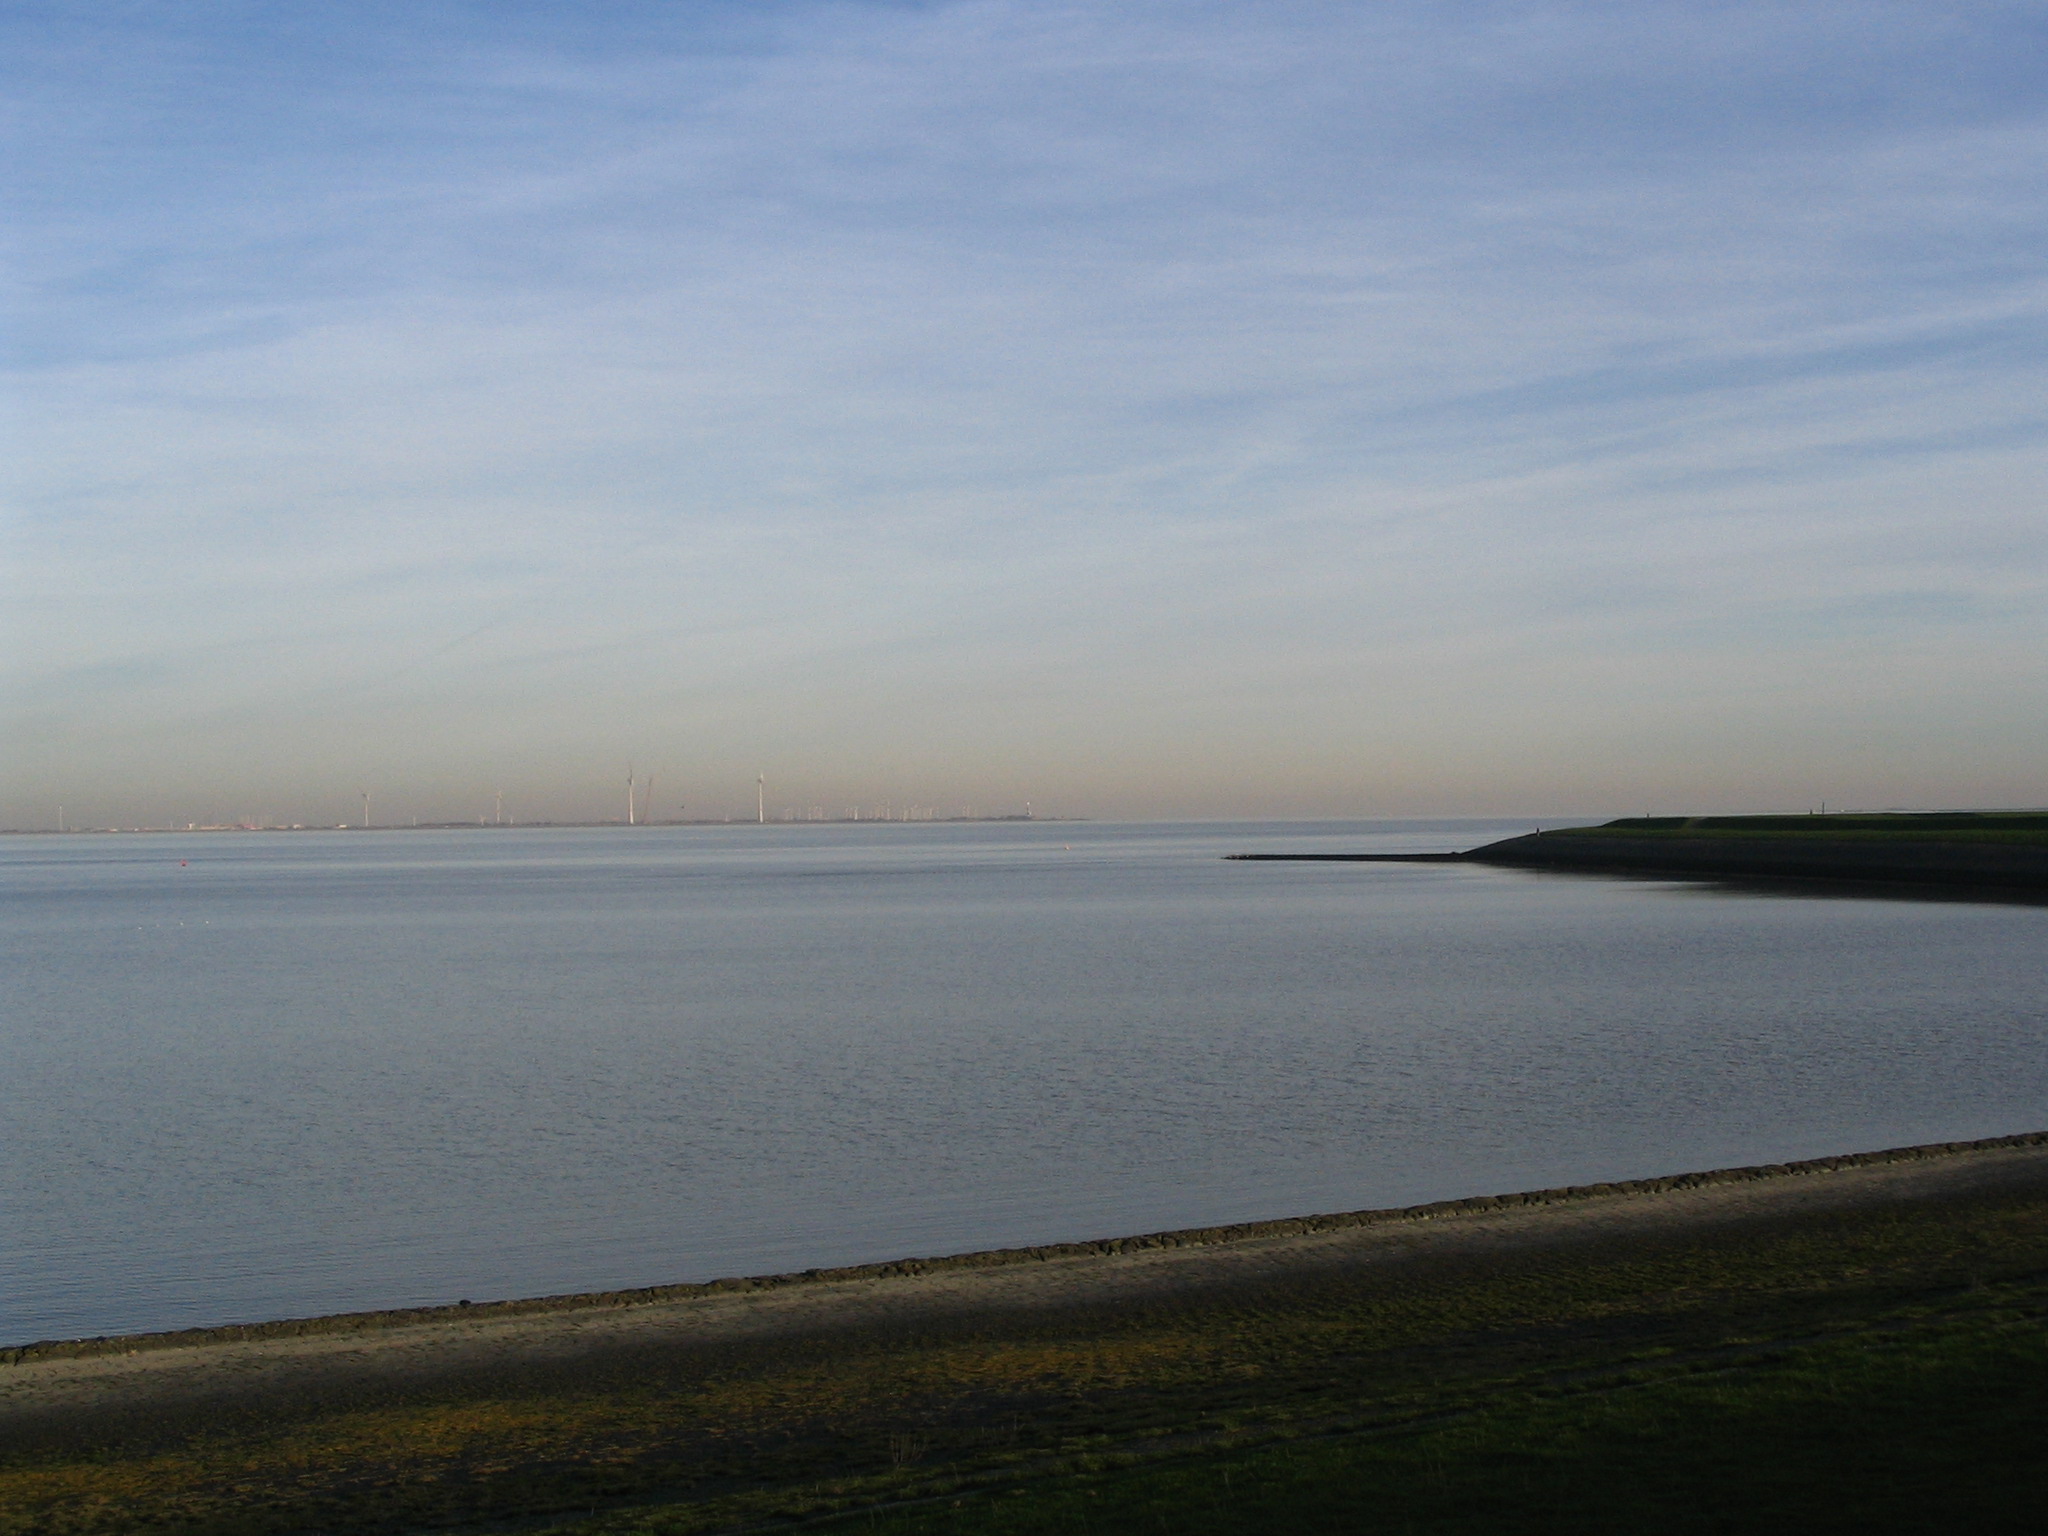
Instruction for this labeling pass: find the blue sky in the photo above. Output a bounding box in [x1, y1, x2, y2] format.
[5, 0, 2046, 825]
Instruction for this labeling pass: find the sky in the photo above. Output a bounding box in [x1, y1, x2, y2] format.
[4, 0, 2046, 827]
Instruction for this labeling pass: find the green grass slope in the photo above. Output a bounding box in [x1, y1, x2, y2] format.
[818, 1312, 2048, 1535]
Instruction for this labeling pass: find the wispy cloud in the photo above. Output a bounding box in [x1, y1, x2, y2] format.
[5, 1, 2046, 823]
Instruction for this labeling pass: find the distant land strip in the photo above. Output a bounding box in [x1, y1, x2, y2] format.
[10, 1128, 2045, 1363]
[0, 815, 1080, 835]
[1230, 811, 2048, 890]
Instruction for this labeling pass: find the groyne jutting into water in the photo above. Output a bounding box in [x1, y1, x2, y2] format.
[1229, 811, 2048, 891]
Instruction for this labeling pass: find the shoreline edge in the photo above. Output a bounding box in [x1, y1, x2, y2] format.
[13, 1127, 2046, 1365]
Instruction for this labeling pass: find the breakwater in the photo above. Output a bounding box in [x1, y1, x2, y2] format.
[1466, 829, 2048, 888]
[1232, 812, 2048, 890]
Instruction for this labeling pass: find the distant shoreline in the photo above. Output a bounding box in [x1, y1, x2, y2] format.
[0, 816, 1084, 836]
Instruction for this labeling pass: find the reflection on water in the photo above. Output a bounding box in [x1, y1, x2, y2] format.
[4, 820, 2044, 1343]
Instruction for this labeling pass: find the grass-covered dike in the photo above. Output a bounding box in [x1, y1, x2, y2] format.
[1556, 810, 2048, 844]
[1469, 811, 2048, 888]
[4, 1135, 2046, 1534]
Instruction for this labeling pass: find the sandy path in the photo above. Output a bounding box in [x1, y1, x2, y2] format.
[8, 1137, 2045, 1424]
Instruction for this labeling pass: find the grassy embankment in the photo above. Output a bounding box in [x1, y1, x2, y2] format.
[1449, 810, 2048, 889]
[820, 1310, 2048, 1535]
[5, 1145, 2047, 1535]
[1549, 811, 2048, 844]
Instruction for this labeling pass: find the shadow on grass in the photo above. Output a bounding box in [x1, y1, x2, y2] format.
[789, 1310, 2048, 1536]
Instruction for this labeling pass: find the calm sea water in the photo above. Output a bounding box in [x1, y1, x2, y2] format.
[5, 820, 2045, 1345]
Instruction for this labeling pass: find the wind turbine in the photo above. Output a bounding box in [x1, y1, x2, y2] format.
[627, 764, 636, 826]
[757, 773, 765, 825]
[359, 788, 371, 829]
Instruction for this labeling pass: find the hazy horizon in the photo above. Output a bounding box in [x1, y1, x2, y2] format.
[10, 805, 2043, 837]
[7, 1, 2046, 827]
